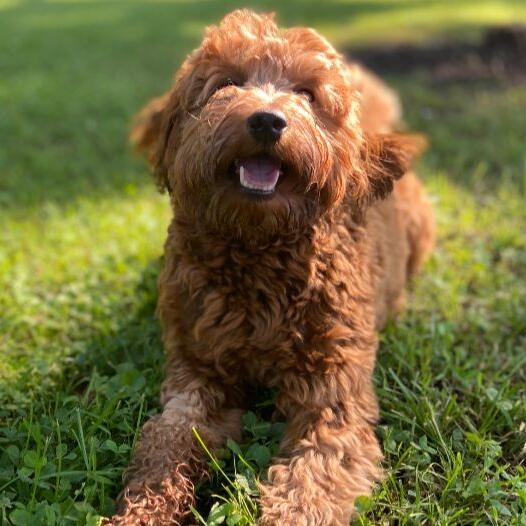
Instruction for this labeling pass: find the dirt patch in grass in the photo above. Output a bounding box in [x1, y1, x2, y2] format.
[349, 25, 526, 84]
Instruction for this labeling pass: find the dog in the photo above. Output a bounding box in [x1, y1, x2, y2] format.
[107, 9, 434, 526]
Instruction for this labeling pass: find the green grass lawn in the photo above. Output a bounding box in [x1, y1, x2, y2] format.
[1, 0, 526, 524]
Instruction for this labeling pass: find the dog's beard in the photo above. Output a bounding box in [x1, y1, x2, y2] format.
[171, 152, 321, 244]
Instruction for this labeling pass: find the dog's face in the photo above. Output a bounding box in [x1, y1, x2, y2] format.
[133, 10, 421, 242]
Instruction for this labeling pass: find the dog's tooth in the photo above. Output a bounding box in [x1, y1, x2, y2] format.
[242, 169, 252, 189]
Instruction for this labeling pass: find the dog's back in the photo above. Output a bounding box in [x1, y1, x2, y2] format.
[354, 64, 402, 134]
[352, 63, 435, 327]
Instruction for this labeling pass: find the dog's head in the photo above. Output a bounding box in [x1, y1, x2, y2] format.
[132, 10, 423, 242]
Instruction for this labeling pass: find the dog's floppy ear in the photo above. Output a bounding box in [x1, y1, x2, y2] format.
[363, 132, 427, 200]
[130, 91, 178, 193]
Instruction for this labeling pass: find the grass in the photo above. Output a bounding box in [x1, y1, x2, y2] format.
[1, 0, 525, 524]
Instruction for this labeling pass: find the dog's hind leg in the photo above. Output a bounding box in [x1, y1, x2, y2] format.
[395, 172, 436, 278]
[105, 360, 243, 526]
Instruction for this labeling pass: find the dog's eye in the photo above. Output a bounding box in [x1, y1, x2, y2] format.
[295, 88, 315, 103]
[214, 78, 240, 92]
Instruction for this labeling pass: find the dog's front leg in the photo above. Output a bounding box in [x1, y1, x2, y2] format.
[106, 364, 243, 526]
[258, 371, 383, 526]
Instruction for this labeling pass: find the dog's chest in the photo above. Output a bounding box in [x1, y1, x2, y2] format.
[183, 248, 310, 367]
[171, 230, 371, 383]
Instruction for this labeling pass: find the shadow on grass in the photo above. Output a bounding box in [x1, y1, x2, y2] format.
[73, 260, 163, 381]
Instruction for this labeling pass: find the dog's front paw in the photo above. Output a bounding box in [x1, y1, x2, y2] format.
[258, 481, 348, 526]
[104, 465, 198, 526]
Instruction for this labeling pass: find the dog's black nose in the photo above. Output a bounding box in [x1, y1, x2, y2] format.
[247, 110, 287, 143]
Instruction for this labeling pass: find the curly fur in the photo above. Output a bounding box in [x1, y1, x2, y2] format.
[107, 10, 435, 525]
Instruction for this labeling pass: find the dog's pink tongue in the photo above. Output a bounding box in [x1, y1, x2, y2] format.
[239, 155, 280, 192]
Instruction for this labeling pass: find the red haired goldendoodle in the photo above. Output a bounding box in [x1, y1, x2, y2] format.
[107, 10, 434, 526]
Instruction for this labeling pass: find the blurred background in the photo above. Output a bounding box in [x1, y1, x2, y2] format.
[1, 1, 526, 525]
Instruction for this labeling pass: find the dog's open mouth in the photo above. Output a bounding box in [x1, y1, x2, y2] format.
[236, 154, 281, 196]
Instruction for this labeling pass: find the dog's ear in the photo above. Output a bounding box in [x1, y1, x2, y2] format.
[363, 132, 427, 200]
[130, 91, 180, 193]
